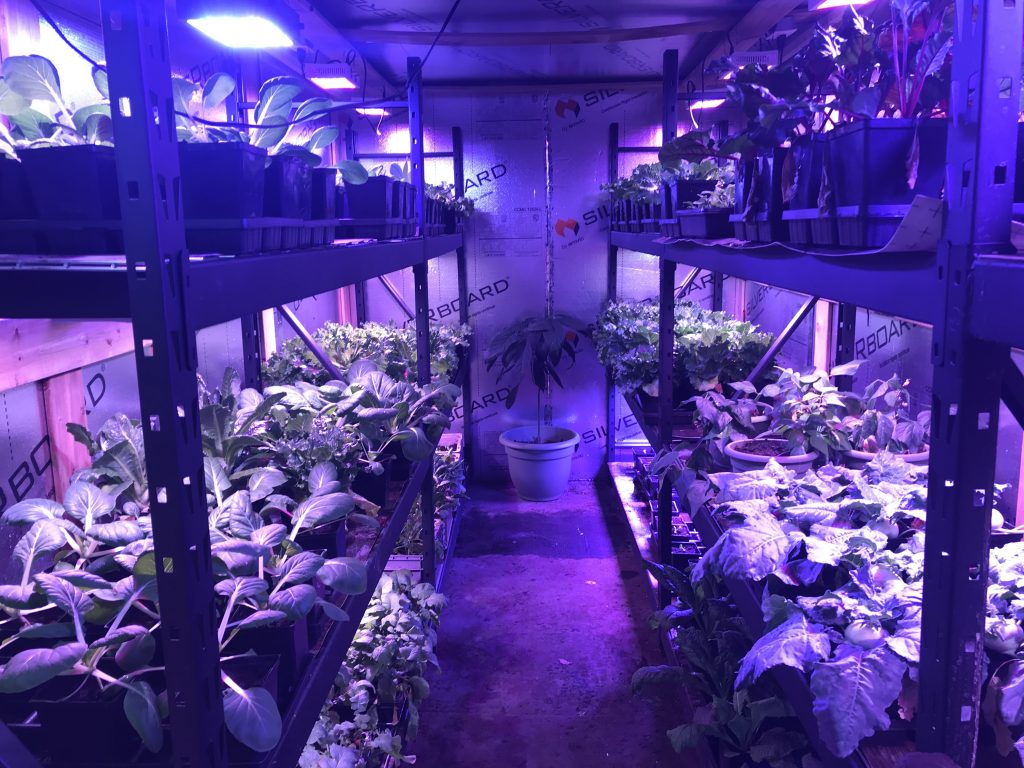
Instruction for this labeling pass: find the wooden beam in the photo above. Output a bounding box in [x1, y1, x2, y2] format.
[41, 369, 91, 501]
[0, 0, 38, 60]
[0, 320, 134, 391]
[813, 300, 832, 371]
[259, 310, 277, 360]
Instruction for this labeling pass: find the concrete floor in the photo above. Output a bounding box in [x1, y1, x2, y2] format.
[412, 479, 698, 768]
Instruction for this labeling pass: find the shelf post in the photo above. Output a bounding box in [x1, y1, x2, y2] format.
[101, 1, 226, 765]
[832, 303, 856, 389]
[240, 313, 262, 390]
[917, 0, 1023, 762]
[409, 56, 436, 585]
[657, 257, 676, 605]
[606, 121, 620, 463]
[453, 126, 472, 477]
[661, 50, 678, 225]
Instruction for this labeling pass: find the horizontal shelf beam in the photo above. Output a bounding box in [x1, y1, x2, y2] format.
[969, 255, 1024, 348]
[0, 236, 462, 328]
[611, 232, 939, 325]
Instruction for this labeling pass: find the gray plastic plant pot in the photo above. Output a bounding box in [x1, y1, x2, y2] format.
[499, 426, 580, 501]
[841, 446, 930, 470]
[724, 438, 817, 476]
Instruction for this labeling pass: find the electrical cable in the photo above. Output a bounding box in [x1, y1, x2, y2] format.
[29, 0, 105, 71]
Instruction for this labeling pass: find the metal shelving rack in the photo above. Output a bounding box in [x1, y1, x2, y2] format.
[608, 5, 1024, 765]
[0, 2, 470, 767]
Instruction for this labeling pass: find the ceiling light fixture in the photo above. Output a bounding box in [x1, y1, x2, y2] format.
[689, 98, 726, 110]
[356, 108, 390, 117]
[179, 0, 299, 49]
[307, 63, 358, 91]
[809, 0, 873, 10]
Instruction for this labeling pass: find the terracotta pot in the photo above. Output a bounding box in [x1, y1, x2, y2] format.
[841, 446, 930, 470]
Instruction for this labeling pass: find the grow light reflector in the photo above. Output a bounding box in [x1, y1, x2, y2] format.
[310, 76, 358, 90]
[186, 15, 293, 48]
[356, 108, 390, 117]
[689, 98, 726, 110]
[809, 0, 873, 10]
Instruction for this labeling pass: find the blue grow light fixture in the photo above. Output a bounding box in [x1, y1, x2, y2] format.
[179, 0, 299, 49]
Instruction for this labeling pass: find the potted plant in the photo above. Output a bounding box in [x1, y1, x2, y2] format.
[839, 375, 930, 468]
[0, 55, 117, 254]
[724, 363, 859, 474]
[485, 315, 584, 501]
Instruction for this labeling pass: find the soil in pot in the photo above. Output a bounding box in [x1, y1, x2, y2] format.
[735, 438, 790, 457]
[19, 145, 121, 254]
[264, 155, 312, 219]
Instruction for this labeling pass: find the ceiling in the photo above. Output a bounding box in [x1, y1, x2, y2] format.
[306, 0, 787, 87]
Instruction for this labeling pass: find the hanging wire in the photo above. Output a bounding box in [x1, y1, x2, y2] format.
[29, 0, 105, 71]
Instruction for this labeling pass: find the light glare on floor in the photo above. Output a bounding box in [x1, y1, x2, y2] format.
[186, 15, 293, 48]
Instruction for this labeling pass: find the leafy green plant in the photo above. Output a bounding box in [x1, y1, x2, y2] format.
[425, 182, 475, 217]
[840, 376, 930, 454]
[263, 322, 471, 387]
[394, 441, 466, 558]
[684, 180, 736, 211]
[300, 572, 446, 767]
[593, 299, 772, 402]
[686, 455, 929, 757]
[764, 364, 861, 461]
[633, 562, 811, 767]
[484, 315, 584, 442]
[0, 55, 111, 157]
[601, 162, 665, 201]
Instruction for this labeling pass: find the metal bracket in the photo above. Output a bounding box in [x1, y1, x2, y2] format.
[276, 305, 345, 381]
[748, 296, 819, 383]
[376, 275, 415, 320]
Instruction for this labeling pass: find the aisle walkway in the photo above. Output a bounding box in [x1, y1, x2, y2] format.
[413, 479, 694, 768]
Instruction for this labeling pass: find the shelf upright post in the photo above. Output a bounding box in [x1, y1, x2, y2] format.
[661, 50, 678, 224]
[606, 122, 619, 463]
[657, 258, 676, 606]
[409, 56, 436, 585]
[917, 0, 1023, 763]
[101, 2, 226, 766]
[832, 303, 856, 390]
[453, 126, 473, 476]
[240, 312, 262, 389]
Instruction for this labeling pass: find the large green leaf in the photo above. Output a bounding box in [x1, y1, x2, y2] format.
[124, 680, 164, 752]
[0, 79, 29, 116]
[337, 160, 368, 185]
[223, 684, 282, 752]
[234, 609, 288, 630]
[737, 615, 831, 686]
[215, 491, 258, 538]
[2, 55, 63, 104]
[202, 72, 236, 110]
[304, 125, 338, 152]
[275, 551, 325, 588]
[809, 643, 906, 757]
[90, 625, 149, 650]
[268, 584, 316, 619]
[251, 524, 287, 549]
[35, 572, 94, 617]
[63, 481, 114, 531]
[316, 558, 367, 595]
[0, 584, 43, 610]
[115, 631, 156, 672]
[89, 520, 144, 546]
[91, 66, 108, 99]
[251, 76, 302, 149]
[8, 107, 54, 141]
[3, 498, 64, 527]
[0, 642, 86, 693]
[13, 520, 66, 570]
[248, 468, 286, 502]
[214, 576, 269, 602]
[71, 104, 111, 135]
[290, 493, 353, 537]
[171, 76, 199, 117]
[307, 463, 340, 496]
[292, 97, 331, 122]
[699, 512, 796, 582]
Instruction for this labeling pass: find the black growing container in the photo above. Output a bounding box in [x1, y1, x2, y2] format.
[352, 462, 394, 509]
[345, 176, 395, 219]
[829, 118, 947, 207]
[180, 142, 266, 218]
[0, 157, 40, 254]
[671, 179, 716, 212]
[225, 622, 309, 700]
[19, 144, 121, 254]
[311, 167, 337, 219]
[264, 155, 312, 219]
[788, 134, 827, 210]
[296, 522, 347, 558]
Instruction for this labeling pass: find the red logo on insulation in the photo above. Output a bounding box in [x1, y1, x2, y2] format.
[555, 99, 580, 118]
[554, 218, 580, 237]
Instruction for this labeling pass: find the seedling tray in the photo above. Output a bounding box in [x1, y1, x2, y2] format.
[677, 209, 733, 239]
[834, 205, 909, 248]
